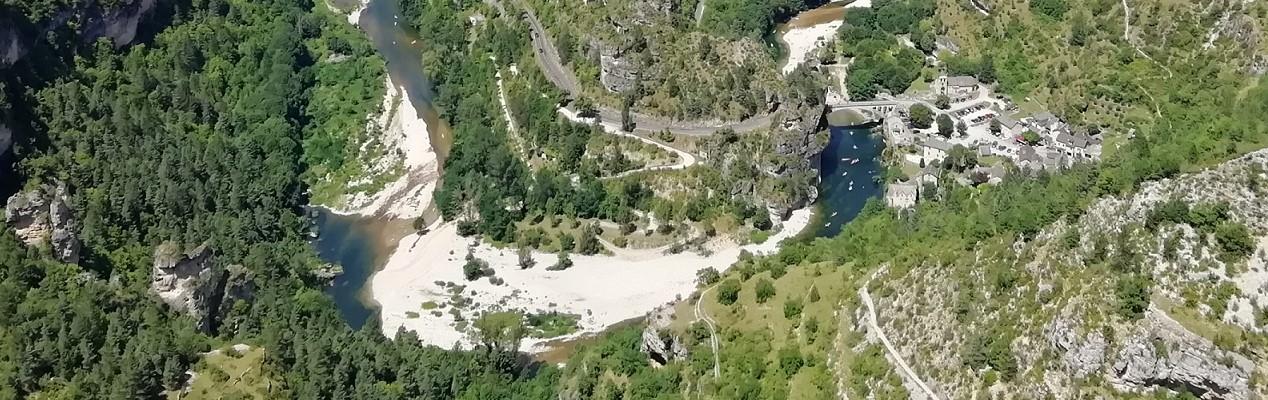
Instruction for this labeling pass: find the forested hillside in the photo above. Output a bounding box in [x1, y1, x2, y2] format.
[551, 0, 1268, 398]
[0, 0, 557, 398]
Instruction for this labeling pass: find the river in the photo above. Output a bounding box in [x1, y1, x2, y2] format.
[316, 0, 881, 331]
[316, 0, 451, 327]
[815, 125, 885, 237]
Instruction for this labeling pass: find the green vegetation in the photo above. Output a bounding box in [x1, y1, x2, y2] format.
[525, 312, 582, 338]
[168, 346, 277, 400]
[838, 0, 935, 99]
[0, 0, 559, 397]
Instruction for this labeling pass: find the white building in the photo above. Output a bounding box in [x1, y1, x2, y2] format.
[885, 182, 918, 209]
[921, 137, 953, 163]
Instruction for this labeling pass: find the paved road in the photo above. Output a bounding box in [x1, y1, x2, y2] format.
[503, 0, 776, 136]
[696, 285, 722, 378]
[859, 272, 942, 399]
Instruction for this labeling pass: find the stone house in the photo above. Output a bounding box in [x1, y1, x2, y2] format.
[921, 137, 953, 163]
[885, 181, 918, 209]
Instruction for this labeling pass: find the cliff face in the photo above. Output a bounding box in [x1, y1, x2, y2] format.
[5, 182, 81, 264]
[0, 0, 161, 66]
[150, 241, 254, 333]
[860, 149, 1268, 399]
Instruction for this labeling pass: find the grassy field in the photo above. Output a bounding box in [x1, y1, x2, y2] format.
[167, 345, 275, 400]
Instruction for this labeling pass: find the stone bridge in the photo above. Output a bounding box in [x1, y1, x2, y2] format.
[825, 100, 901, 125]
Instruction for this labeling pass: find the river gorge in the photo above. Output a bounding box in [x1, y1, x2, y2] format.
[315, 0, 882, 345]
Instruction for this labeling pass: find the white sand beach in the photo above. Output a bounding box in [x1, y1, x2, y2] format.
[781, 20, 844, 75]
[371, 208, 812, 350]
[779, 0, 872, 75]
[329, 77, 439, 220]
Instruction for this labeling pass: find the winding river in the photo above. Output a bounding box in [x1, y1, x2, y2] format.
[317, 0, 880, 330]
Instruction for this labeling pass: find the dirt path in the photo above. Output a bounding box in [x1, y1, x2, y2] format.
[695, 285, 722, 378]
[1121, 0, 1174, 79]
[860, 271, 941, 399]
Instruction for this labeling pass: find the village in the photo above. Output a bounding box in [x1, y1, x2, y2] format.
[861, 72, 1108, 209]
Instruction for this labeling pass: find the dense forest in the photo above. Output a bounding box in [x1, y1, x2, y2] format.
[0, 0, 558, 397]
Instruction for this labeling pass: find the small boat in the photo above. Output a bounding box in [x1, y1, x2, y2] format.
[841, 171, 848, 176]
[830, 212, 839, 217]
[841, 157, 849, 161]
[851, 159, 860, 165]
[824, 222, 831, 227]
[852, 145, 858, 149]
[411, 40, 417, 44]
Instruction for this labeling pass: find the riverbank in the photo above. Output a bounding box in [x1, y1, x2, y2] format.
[777, 0, 872, 74]
[370, 208, 812, 351]
[327, 76, 439, 220]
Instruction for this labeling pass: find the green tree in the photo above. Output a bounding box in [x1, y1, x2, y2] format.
[935, 94, 950, 109]
[936, 114, 954, 137]
[717, 279, 741, 305]
[909, 104, 934, 128]
[1021, 130, 1042, 145]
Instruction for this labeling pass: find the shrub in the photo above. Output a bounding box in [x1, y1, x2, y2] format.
[1215, 222, 1254, 260]
[716, 279, 741, 305]
[463, 251, 492, 281]
[456, 220, 480, 236]
[1115, 274, 1152, 320]
[696, 267, 721, 286]
[613, 236, 628, 248]
[546, 251, 574, 271]
[778, 345, 804, 377]
[755, 278, 776, 304]
[783, 298, 803, 319]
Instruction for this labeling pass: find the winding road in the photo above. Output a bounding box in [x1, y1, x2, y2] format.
[860, 271, 942, 399]
[505, 0, 776, 136]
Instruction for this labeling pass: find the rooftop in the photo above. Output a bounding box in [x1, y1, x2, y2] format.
[947, 75, 979, 88]
[923, 138, 954, 151]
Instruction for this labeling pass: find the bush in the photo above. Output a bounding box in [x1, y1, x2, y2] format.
[778, 345, 804, 377]
[716, 279, 741, 305]
[696, 267, 721, 286]
[463, 251, 492, 281]
[546, 251, 574, 271]
[1215, 222, 1254, 260]
[517, 247, 535, 269]
[783, 298, 803, 319]
[1115, 274, 1151, 320]
[613, 236, 628, 248]
[755, 278, 776, 304]
[457, 220, 480, 236]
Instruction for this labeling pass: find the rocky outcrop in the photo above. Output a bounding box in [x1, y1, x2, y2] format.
[641, 304, 688, 365]
[628, 0, 675, 26]
[5, 182, 81, 263]
[313, 262, 345, 282]
[0, 124, 11, 159]
[1, 0, 161, 66]
[1044, 307, 1107, 378]
[1107, 308, 1255, 400]
[151, 242, 225, 332]
[599, 44, 639, 94]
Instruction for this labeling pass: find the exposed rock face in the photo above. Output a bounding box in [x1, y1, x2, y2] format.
[599, 44, 639, 93]
[764, 101, 827, 216]
[628, 0, 675, 26]
[5, 182, 81, 263]
[1044, 307, 1107, 378]
[151, 242, 225, 333]
[1107, 309, 1255, 400]
[1, 0, 161, 66]
[641, 304, 688, 365]
[0, 124, 11, 160]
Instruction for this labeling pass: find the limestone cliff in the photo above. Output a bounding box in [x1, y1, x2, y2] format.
[860, 149, 1268, 399]
[0, 0, 161, 66]
[5, 182, 81, 263]
[150, 241, 253, 333]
